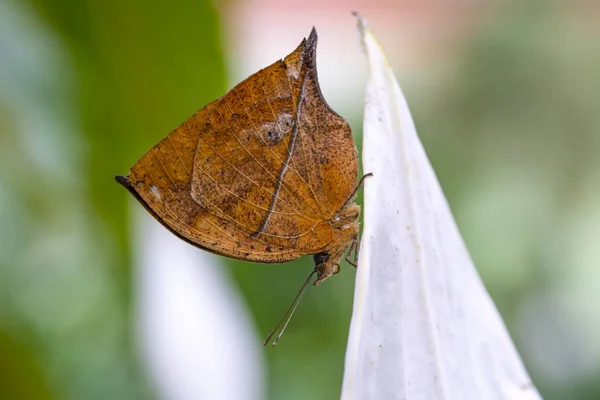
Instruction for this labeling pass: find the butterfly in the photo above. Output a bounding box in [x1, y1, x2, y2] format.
[116, 28, 369, 345]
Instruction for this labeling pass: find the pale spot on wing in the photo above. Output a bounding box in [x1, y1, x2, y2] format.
[262, 112, 295, 144]
[287, 63, 300, 79]
[277, 113, 295, 132]
[150, 184, 162, 200]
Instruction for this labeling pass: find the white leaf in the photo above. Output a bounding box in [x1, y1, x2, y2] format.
[342, 16, 542, 400]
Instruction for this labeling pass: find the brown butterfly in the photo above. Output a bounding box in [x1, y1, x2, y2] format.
[116, 28, 369, 345]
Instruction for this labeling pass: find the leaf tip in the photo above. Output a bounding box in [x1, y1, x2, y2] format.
[353, 12, 370, 45]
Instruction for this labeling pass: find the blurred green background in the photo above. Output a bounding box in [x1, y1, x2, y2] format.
[1, 0, 599, 399]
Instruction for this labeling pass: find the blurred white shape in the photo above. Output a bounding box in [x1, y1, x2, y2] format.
[133, 210, 266, 400]
[342, 16, 541, 400]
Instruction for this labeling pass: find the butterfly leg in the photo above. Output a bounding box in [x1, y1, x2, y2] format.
[344, 235, 359, 268]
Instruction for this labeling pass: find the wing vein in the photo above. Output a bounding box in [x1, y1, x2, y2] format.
[166, 131, 190, 175]
[144, 154, 239, 245]
[231, 83, 321, 211]
[186, 119, 310, 220]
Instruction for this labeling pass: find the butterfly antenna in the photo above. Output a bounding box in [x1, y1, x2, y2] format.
[264, 269, 317, 347]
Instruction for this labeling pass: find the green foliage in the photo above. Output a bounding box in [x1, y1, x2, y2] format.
[0, 0, 225, 398]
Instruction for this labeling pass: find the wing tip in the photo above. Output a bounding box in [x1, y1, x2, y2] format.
[308, 26, 318, 43]
[115, 175, 130, 187]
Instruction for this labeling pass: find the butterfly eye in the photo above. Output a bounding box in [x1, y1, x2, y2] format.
[313, 251, 330, 265]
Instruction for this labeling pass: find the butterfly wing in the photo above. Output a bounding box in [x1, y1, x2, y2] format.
[118, 28, 357, 262]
